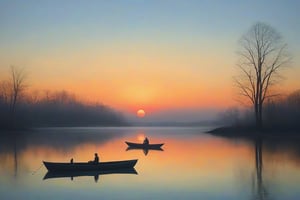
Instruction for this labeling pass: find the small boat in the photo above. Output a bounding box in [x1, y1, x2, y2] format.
[43, 168, 138, 180]
[125, 141, 164, 149]
[43, 159, 138, 172]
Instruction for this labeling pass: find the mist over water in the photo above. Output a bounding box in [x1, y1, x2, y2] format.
[0, 127, 299, 200]
[126, 108, 220, 126]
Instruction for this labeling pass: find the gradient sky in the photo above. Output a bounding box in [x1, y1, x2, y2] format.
[0, 0, 299, 119]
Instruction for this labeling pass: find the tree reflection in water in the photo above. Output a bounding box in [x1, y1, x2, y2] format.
[252, 138, 270, 200]
[13, 134, 18, 180]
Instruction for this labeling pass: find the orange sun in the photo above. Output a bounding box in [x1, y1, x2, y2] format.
[137, 109, 146, 118]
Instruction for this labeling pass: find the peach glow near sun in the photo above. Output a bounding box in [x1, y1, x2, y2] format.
[137, 109, 146, 118]
[137, 133, 146, 141]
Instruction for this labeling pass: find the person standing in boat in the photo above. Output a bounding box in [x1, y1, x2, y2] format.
[143, 137, 149, 145]
[94, 153, 99, 164]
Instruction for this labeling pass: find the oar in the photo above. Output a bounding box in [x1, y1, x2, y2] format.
[32, 162, 44, 175]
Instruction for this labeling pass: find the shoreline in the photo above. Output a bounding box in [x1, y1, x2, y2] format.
[207, 126, 300, 139]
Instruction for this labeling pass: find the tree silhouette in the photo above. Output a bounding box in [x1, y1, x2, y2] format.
[235, 22, 290, 129]
[9, 66, 27, 128]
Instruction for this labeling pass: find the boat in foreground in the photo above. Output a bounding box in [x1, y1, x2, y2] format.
[43, 159, 138, 172]
[125, 141, 164, 149]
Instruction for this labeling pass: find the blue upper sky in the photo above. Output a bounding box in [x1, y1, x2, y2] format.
[1, 0, 299, 48]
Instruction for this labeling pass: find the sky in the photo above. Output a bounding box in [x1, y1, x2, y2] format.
[0, 0, 300, 121]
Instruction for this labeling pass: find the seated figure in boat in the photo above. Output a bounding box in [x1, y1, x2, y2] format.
[88, 153, 99, 164]
[94, 153, 99, 164]
[143, 137, 149, 145]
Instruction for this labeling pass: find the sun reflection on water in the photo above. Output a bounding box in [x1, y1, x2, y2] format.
[0, 127, 300, 200]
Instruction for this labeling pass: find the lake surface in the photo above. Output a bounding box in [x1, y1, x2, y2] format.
[0, 126, 300, 200]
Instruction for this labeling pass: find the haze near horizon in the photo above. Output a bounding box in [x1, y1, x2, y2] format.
[1, 1, 299, 121]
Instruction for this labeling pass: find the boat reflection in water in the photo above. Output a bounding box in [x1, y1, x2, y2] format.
[43, 168, 138, 182]
[1, 127, 300, 199]
[126, 146, 164, 156]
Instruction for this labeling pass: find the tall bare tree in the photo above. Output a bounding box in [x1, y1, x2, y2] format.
[235, 22, 290, 129]
[9, 66, 27, 128]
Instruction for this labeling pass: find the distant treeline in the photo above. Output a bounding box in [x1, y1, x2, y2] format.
[219, 90, 300, 131]
[0, 90, 128, 129]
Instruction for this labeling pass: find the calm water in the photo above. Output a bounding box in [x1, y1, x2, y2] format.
[0, 127, 300, 200]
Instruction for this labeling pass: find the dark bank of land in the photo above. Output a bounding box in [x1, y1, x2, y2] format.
[207, 126, 300, 139]
[208, 89, 300, 139]
[0, 90, 129, 131]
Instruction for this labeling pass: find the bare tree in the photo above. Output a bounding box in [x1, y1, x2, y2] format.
[235, 22, 290, 129]
[0, 80, 11, 105]
[9, 66, 27, 128]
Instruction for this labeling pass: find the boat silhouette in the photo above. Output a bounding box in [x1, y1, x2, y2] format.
[125, 141, 164, 149]
[126, 145, 164, 156]
[43, 159, 138, 171]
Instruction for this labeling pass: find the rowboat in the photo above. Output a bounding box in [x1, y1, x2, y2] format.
[43, 168, 138, 180]
[43, 159, 138, 172]
[126, 146, 164, 151]
[125, 141, 164, 149]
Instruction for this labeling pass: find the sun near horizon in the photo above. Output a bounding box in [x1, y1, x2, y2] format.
[137, 109, 146, 118]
